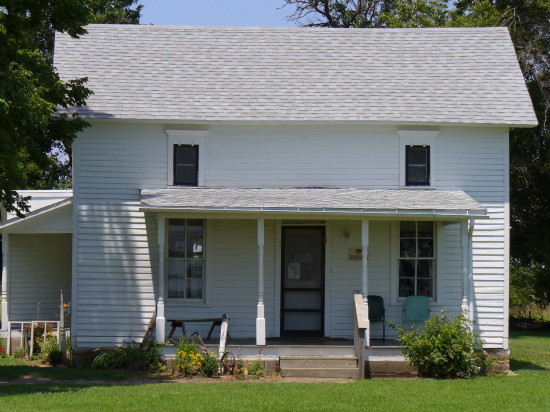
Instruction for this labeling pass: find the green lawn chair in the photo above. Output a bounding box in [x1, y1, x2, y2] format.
[402, 295, 431, 328]
[367, 295, 386, 341]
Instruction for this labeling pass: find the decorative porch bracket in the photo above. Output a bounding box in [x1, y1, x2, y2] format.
[256, 218, 266, 345]
[361, 219, 370, 347]
[156, 215, 166, 342]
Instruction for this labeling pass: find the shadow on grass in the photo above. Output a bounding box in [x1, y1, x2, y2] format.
[509, 359, 547, 372]
[0, 383, 92, 397]
[509, 329, 550, 339]
[0, 364, 131, 382]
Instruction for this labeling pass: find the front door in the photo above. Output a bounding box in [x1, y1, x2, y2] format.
[281, 226, 325, 337]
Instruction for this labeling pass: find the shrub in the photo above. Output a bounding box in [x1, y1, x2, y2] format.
[43, 338, 63, 366]
[13, 348, 27, 358]
[0, 342, 6, 358]
[201, 354, 219, 377]
[247, 359, 264, 378]
[90, 341, 162, 371]
[396, 311, 487, 378]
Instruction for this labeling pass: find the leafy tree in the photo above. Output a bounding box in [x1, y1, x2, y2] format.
[11, 1, 142, 204]
[283, 0, 451, 28]
[0, 0, 92, 216]
[283, 0, 550, 308]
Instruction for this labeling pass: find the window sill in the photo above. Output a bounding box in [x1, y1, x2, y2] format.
[399, 186, 436, 190]
[166, 300, 212, 308]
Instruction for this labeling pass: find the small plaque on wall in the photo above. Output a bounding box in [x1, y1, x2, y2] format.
[348, 248, 363, 261]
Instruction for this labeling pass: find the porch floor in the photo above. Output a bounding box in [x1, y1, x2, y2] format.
[197, 337, 398, 347]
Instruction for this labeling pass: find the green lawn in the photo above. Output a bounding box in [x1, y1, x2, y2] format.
[0, 330, 548, 412]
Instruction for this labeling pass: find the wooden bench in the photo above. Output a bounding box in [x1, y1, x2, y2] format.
[167, 314, 229, 341]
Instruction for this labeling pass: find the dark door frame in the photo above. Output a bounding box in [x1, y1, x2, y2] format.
[280, 225, 326, 337]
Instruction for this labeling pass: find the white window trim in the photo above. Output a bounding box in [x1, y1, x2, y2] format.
[164, 218, 211, 306]
[390, 220, 439, 305]
[166, 130, 209, 187]
[397, 130, 440, 188]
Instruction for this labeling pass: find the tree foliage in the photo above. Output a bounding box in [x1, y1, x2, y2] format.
[0, 1, 142, 216]
[0, 0, 91, 216]
[284, 0, 550, 308]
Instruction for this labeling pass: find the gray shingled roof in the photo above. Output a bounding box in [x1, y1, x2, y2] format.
[140, 188, 487, 217]
[54, 25, 536, 126]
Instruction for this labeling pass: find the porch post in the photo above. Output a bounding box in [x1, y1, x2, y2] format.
[361, 220, 370, 347]
[1, 233, 8, 328]
[461, 220, 469, 315]
[256, 218, 266, 345]
[468, 219, 475, 321]
[155, 215, 166, 342]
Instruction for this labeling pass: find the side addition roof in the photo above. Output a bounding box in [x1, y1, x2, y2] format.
[54, 25, 537, 127]
[140, 188, 487, 219]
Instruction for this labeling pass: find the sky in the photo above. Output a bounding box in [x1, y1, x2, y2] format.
[139, 0, 296, 27]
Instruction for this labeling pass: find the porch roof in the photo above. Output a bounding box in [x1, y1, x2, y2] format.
[140, 188, 487, 218]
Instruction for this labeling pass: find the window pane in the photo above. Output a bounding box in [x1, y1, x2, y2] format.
[168, 220, 185, 237]
[175, 165, 196, 184]
[186, 278, 203, 299]
[399, 278, 415, 297]
[417, 260, 433, 278]
[417, 279, 433, 297]
[167, 260, 185, 298]
[187, 220, 203, 237]
[417, 222, 433, 238]
[418, 239, 434, 257]
[399, 260, 415, 278]
[400, 239, 416, 257]
[407, 165, 428, 183]
[400, 221, 416, 238]
[168, 238, 186, 258]
[187, 239, 203, 259]
[175, 145, 197, 164]
[187, 260, 204, 279]
[408, 147, 428, 164]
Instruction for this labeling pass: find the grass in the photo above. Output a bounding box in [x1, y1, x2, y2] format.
[0, 330, 548, 411]
[0, 357, 132, 381]
[509, 329, 550, 375]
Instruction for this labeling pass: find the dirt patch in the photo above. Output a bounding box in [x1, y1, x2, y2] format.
[0, 373, 356, 386]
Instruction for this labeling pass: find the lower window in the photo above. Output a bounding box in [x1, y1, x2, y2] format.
[167, 219, 205, 300]
[398, 221, 435, 298]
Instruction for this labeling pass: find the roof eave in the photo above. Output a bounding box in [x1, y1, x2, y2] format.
[139, 205, 488, 219]
[0, 198, 73, 231]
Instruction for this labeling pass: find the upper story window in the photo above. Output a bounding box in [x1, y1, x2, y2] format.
[165, 129, 208, 187]
[406, 145, 430, 186]
[398, 221, 435, 298]
[173, 144, 198, 186]
[397, 129, 439, 188]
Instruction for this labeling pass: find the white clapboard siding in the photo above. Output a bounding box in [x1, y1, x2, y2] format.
[9, 234, 72, 321]
[437, 128, 507, 347]
[72, 122, 508, 348]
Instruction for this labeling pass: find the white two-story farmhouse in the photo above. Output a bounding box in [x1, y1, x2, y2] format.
[1, 25, 537, 374]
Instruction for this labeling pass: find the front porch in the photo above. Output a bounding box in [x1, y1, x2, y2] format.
[141, 187, 486, 349]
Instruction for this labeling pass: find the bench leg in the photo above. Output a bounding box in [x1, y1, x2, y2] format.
[207, 322, 219, 340]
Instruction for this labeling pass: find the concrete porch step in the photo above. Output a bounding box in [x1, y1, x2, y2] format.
[280, 356, 358, 369]
[282, 367, 360, 379]
[366, 360, 417, 378]
[280, 356, 359, 378]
